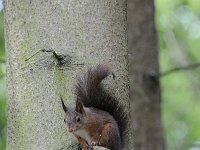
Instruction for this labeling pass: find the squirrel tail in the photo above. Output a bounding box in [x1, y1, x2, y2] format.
[76, 63, 128, 146]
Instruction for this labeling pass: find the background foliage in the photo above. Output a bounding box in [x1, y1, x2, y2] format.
[0, 10, 6, 150]
[0, 0, 200, 150]
[156, 0, 200, 150]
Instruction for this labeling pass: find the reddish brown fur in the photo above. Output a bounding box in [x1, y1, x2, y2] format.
[70, 63, 128, 150]
[81, 107, 121, 150]
[76, 64, 128, 146]
[74, 135, 87, 150]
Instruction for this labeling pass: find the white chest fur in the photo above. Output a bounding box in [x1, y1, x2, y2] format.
[74, 129, 91, 144]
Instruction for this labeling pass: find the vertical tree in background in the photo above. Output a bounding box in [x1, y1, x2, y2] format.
[0, 10, 6, 150]
[128, 0, 165, 149]
[4, 0, 133, 149]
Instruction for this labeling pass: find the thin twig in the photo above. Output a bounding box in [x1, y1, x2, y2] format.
[25, 49, 72, 66]
[25, 49, 66, 61]
[160, 63, 200, 77]
[25, 49, 43, 61]
[25, 49, 60, 61]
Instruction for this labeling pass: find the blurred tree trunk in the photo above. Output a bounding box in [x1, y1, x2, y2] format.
[4, 0, 133, 150]
[128, 0, 165, 150]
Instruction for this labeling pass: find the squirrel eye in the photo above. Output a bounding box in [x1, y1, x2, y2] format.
[76, 116, 81, 122]
[64, 119, 66, 122]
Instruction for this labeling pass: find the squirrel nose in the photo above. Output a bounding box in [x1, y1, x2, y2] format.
[68, 128, 73, 132]
[68, 125, 73, 132]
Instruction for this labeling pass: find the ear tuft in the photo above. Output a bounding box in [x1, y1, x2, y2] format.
[61, 97, 67, 112]
[76, 100, 85, 114]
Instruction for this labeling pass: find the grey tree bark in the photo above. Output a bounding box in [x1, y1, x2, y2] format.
[128, 0, 165, 150]
[4, 0, 133, 150]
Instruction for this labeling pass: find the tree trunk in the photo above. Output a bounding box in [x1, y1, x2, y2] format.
[128, 0, 165, 150]
[4, 0, 133, 149]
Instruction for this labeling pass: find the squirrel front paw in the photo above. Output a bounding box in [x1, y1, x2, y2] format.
[90, 134, 102, 147]
[90, 141, 98, 146]
[86, 141, 98, 150]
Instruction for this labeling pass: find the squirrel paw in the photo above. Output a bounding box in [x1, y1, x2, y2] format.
[90, 141, 98, 146]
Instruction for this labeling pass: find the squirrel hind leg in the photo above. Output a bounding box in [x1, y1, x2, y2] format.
[99, 124, 122, 150]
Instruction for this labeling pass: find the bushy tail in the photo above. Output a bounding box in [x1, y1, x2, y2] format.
[75, 63, 128, 146]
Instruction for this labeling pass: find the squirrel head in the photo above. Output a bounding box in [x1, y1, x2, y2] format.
[61, 97, 85, 132]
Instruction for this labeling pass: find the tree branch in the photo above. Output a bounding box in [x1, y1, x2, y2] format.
[160, 63, 200, 77]
[25, 49, 72, 66]
[93, 146, 109, 150]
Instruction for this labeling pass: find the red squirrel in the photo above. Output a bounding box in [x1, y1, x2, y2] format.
[61, 64, 128, 150]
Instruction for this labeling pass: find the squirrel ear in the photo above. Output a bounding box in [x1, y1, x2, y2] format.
[76, 101, 85, 114]
[61, 97, 67, 112]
